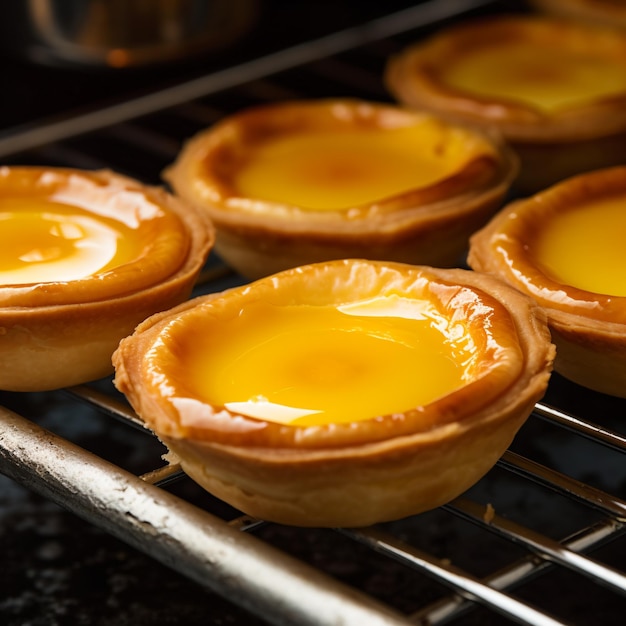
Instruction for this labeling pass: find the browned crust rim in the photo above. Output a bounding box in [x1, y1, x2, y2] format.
[163, 98, 518, 238]
[113, 259, 555, 453]
[468, 165, 626, 325]
[531, 0, 626, 27]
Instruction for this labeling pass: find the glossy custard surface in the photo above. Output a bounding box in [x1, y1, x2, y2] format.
[232, 125, 487, 210]
[0, 197, 143, 285]
[441, 43, 626, 112]
[179, 296, 477, 426]
[530, 195, 626, 296]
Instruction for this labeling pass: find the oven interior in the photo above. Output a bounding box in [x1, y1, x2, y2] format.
[1, 1, 625, 624]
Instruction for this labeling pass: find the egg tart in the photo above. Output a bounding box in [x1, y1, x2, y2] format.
[468, 166, 626, 397]
[385, 16, 626, 193]
[163, 99, 517, 279]
[531, 0, 626, 29]
[113, 259, 554, 527]
[0, 166, 213, 392]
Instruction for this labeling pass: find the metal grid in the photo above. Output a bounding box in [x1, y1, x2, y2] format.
[1, 1, 625, 624]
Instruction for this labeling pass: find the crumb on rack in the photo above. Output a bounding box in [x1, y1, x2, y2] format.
[162, 450, 181, 465]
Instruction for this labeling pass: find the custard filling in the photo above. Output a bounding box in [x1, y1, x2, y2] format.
[163, 295, 483, 427]
[441, 43, 626, 112]
[0, 198, 145, 285]
[530, 195, 626, 296]
[231, 124, 492, 210]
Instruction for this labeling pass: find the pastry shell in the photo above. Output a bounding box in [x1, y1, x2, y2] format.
[112, 259, 555, 527]
[163, 99, 517, 279]
[385, 16, 626, 193]
[468, 166, 626, 397]
[0, 166, 214, 391]
[531, 0, 626, 29]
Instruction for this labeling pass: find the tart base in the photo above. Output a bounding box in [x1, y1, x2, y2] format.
[0, 277, 197, 391]
[547, 314, 626, 398]
[513, 130, 626, 195]
[161, 399, 535, 528]
[210, 186, 508, 279]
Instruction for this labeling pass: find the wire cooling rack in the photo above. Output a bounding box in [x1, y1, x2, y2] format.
[1, 1, 625, 624]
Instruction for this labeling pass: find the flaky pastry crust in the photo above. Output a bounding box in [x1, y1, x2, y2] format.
[163, 99, 517, 279]
[468, 166, 626, 397]
[113, 259, 554, 527]
[385, 16, 626, 192]
[0, 166, 214, 391]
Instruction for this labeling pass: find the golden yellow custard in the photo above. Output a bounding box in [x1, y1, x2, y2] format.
[468, 165, 626, 397]
[164, 99, 518, 279]
[0, 198, 139, 285]
[0, 166, 214, 391]
[531, 196, 626, 297]
[0, 194, 181, 295]
[232, 125, 493, 211]
[440, 44, 626, 113]
[165, 298, 480, 427]
[113, 259, 555, 527]
[385, 16, 626, 192]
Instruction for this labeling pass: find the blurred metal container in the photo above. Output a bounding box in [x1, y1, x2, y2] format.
[0, 0, 258, 68]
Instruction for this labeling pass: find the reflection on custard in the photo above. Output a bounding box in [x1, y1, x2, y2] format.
[0, 198, 142, 285]
[181, 295, 479, 427]
[530, 195, 626, 296]
[441, 43, 626, 112]
[232, 124, 487, 210]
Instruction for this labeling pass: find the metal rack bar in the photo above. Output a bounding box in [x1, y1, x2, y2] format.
[410, 517, 624, 625]
[448, 498, 626, 595]
[0, 406, 414, 626]
[500, 452, 626, 520]
[65, 385, 146, 431]
[0, 0, 494, 158]
[61, 380, 626, 623]
[535, 402, 626, 452]
[341, 526, 567, 626]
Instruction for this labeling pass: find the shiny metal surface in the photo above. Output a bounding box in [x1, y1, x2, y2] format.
[0, 406, 413, 626]
[343, 526, 567, 626]
[0, 0, 258, 67]
[411, 518, 624, 624]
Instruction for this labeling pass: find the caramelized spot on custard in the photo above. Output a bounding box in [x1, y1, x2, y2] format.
[231, 123, 493, 210]
[530, 195, 626, 296]
[441, 43, 626, 112]
[0, 198, 142, 284]
[170, 295, 480, 427]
